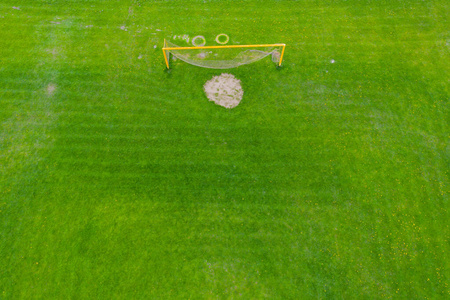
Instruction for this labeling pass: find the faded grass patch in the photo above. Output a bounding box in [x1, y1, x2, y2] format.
[46, 83, 56, 96]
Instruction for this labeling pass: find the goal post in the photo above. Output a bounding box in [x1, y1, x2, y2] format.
[162, 39, 286, 69]
[163, 39, 170, 69]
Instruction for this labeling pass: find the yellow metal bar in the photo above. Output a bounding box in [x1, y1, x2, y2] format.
[162, 39, 170, 69]
[162, 43, 286, 51]
[279, 44, 286, 66]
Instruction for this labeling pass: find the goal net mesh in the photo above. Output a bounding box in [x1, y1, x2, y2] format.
[165, 41, 282, 69]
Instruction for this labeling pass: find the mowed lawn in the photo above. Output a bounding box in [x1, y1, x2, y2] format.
[1, 0, 448, 298]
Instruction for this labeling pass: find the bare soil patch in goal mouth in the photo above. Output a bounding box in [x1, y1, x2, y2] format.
[203, 73, 243, 109]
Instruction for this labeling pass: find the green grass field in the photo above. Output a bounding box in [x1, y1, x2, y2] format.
[1, 0, 448, 298]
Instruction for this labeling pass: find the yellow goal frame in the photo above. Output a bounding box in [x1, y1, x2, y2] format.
[162, 39, 285, 69]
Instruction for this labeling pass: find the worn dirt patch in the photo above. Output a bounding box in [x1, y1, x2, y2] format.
[46, 83, 56, 96]
[203, 73, 243, 109]
[46, 48, 59, 59]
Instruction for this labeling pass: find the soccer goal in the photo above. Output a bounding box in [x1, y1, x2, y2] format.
[162, 39, 285, 69]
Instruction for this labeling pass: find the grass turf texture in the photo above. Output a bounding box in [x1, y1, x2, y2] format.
[1, 0, 449, 298]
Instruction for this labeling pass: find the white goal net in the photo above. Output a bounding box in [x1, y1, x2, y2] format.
[163, 40, 285, 69]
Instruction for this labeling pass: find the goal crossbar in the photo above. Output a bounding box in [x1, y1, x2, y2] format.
[162, 39, 286, 69]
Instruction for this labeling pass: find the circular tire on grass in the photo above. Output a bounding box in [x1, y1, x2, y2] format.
[192, 35, 206, 47]
[215, 33, 229, 45]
